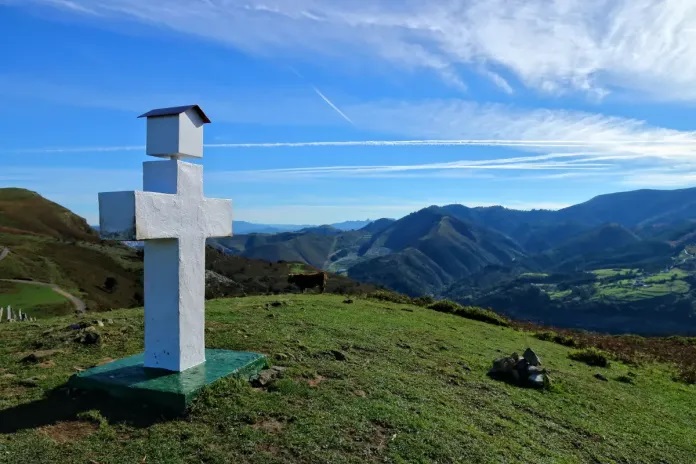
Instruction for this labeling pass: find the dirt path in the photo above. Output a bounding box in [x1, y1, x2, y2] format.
[0, 279, 86, 313]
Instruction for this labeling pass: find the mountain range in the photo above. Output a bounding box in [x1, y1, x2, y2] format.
[218, 187, 696, 335]
[233, 219, 375, 235]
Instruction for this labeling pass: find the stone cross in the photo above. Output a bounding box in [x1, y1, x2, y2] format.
[98, 105, 232, 372]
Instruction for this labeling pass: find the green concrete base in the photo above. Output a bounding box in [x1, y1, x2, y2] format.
[68, 349, 268, 412]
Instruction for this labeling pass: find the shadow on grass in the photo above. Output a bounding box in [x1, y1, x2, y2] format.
[0, 386, 181, 434]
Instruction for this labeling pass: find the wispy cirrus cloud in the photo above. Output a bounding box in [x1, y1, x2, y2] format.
[9, 0, 696, 100]
[13, 99, 696, 162]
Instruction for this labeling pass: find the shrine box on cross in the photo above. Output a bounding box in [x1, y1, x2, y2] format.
[138, 105, 211, 159]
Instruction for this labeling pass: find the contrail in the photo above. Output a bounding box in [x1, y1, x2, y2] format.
[11, 138, 696, 153]
[288, 66, 354, 126]
[205, 139, 696, 148]
[311, 86, 354, 125]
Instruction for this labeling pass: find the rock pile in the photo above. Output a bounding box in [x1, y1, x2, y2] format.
[488, 348, 549, 389]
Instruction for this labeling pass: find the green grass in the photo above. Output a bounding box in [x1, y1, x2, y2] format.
[547, 289, 572, 300]
[644, 269, 689, 283]
[519, 272, 548, 279]
[592, 278, 690, 302]
[0, 282, 72, 317]
[590, 268, 638, 279]
[1, 294, 695, 463]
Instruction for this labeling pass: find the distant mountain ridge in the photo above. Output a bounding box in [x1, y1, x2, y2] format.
[233, 219, 376, 234]
[219, 186, 696, 334]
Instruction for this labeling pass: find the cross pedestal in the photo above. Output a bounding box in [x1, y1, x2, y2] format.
[68, 105, 267, 412]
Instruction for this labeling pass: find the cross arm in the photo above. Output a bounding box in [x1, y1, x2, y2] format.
[202, 198, 233, 238]
[99, 191, 182, 240]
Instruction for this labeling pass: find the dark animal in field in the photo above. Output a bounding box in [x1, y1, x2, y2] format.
[288, 272, 328, 293]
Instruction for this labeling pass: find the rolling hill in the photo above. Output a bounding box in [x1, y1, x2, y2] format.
[220, 187, 696, 333]
[0, 189, 373, 318]
[0, 188, 144, 313]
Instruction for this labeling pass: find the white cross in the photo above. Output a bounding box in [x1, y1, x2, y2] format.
[99, 159, 232, 371]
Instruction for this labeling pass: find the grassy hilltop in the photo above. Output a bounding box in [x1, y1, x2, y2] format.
[1, 294, 695, 463]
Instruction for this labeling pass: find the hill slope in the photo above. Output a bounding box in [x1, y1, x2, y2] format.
[0, 189, 373, 317]
[349, 208, 525, 295]
[0, 188, 143, 313]
[1, 294, 695, 463]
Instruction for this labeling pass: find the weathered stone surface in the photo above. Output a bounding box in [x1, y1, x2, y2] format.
[528, 374, 545, 388]
[527, 365, 544, 374]
[251, 368, 278, 388]
[75, 328, 101, 345]
[488, 349, 549, 389]
[594, 373, 609, 382]
[491, 356, 515, 373]
[523, 348, 542, 366]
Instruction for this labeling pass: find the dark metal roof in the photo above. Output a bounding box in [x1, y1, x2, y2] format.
[137, 105, 211, 123]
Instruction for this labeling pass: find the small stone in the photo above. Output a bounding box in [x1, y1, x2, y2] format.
[511, 369, 520, 383]
[106, 319, 114, 324]
[76, 331, 101, 345]
[68, 322, 89, 331]
[329, 349, 347, 361]
[96, 320, 105, 327]
[274, 353, 289, 361]
[343, 298, 354, 304]
[523, 348, 542, 366]
[594, 373, 609, 382]
[270, 365, 287, 373]
[251, 369, 276, 387]
[515, 358, 530, 371]
[528, 373, 546, 388]
[527, 365, 544, 374]
[490, 356, 516, 374]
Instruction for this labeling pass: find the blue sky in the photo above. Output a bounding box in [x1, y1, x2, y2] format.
[3, 1, 696, 225]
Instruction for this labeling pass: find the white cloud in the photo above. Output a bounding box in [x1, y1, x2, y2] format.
[14, 99, 696, 184]
[12, 0, 696, 100]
